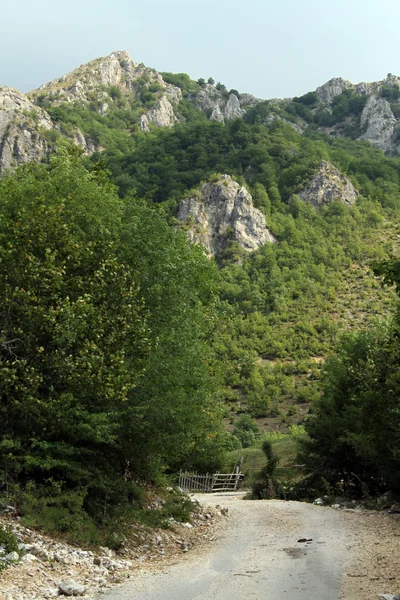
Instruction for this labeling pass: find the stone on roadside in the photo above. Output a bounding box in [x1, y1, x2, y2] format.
[5, 551, 19, 561]
[58, 579, 86, 596]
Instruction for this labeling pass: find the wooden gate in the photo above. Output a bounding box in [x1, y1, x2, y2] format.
[178, 467, 244, 493]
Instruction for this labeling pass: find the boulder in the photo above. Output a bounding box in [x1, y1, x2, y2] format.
[58, 579, 86, 597]
[4, 551, 19, 562]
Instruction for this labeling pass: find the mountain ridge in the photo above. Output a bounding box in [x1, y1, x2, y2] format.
[2, 50, 400, 174]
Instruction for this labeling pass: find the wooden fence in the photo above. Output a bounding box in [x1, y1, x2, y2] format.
[178, 467, 244, 493]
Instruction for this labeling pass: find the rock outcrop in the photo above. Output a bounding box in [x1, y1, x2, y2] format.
[297, 161, 358, 208]
[316, 78, 352, 103]
[0, 87, 53, 174]
[140, 95, 177, 131]
[178, 175, 276, 256]
[191, 85, 249, 123]
[224, 94, 246, 120]
[358, 95, 397, 153]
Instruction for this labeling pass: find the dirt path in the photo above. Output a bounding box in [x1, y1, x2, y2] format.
[99, 493, 371, 600]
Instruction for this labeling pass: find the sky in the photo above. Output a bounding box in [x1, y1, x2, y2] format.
[1, 0, 399, 99]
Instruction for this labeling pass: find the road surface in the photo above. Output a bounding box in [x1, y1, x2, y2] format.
[99, 492, 351, 600]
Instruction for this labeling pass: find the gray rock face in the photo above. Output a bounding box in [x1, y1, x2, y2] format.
[316, 77, 352, 103]
[297, 161, 358, 208]
[177, 175, 276, 256]
[140, 95, 177, 131]
[358, 95, 397, 152]
[193, 84, 224, 112]
[193, 86, 247, 123]
[224, 94, 246, 120]
[210, 105, 225, 122]
[0, 87, 52, 174]
[239, 93, 261, 108]
[69, 128, 97, 155]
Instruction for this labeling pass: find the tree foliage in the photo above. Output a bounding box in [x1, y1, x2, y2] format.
[304, 311, 400, 496]
[0, 148, 224, 525]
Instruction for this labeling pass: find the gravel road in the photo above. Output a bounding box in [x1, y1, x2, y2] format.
[99, 493, 351, 600]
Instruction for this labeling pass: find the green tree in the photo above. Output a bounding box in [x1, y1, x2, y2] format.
[117, 198, 225, 474]
[0, 148, 225, 524]
[303, 320, 400, 496]
[0, 150, 149, 508]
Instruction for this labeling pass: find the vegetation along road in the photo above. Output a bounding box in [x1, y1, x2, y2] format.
[99, 493, 360, 600]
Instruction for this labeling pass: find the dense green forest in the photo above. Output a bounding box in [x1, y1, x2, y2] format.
[2, 72, 400, 544]
[101, 117, 399, 422]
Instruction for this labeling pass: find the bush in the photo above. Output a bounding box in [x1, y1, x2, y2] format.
[20, 481, 101, 546]
[0, 526, 19, 571]
[250, 441, 282, 499]
[233, 415, 259, 448]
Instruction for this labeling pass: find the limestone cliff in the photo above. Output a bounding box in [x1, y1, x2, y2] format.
[0, 87, 53, 174]
[140, 96, 177, 131]
[358, 95, 397, 153]
[177, 175, 276, 256]
[297, 161, 358, 208]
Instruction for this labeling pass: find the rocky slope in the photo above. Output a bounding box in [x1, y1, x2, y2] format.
[0, 87, 52, 173]
[177, 175, 276, 256]
[0, 505, 225, 600]
[29, 50, 181, 107]
[29, 50, 182, 133]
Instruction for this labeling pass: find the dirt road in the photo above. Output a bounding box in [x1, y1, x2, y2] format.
[99, 493, 358, 600]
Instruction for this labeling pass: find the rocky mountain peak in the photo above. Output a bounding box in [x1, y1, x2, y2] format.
[316, 78, 353, 103]
[297, 161, 358, 208]
[28, 50, 181, 107]
[177, 175, 276, 256]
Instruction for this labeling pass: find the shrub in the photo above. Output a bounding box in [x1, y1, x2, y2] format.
[0, 526, 19, 571]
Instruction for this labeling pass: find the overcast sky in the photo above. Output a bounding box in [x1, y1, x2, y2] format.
[1, 0, 399, 99]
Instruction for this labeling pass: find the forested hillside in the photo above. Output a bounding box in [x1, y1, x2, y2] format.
[1, 52, 400, 544]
